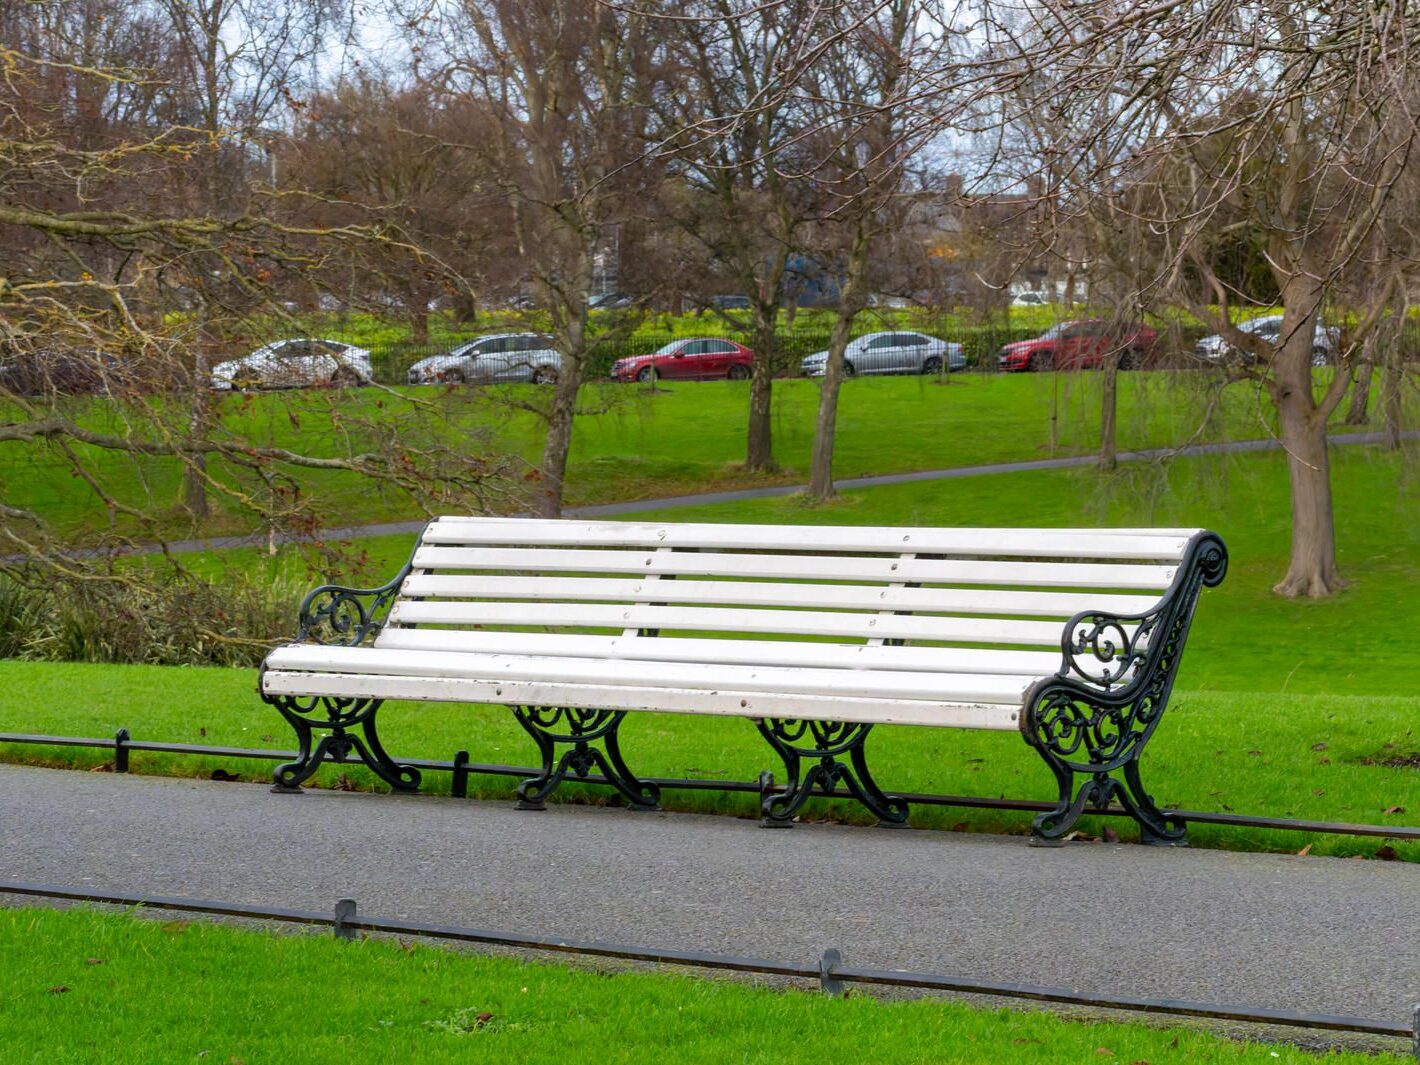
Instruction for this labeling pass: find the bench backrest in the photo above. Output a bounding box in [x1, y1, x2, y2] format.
[371, 518, 1207, 686]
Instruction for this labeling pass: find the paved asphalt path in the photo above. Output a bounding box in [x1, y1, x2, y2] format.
[1, 763, 1416, 1030]
[98, 429, 1420, 558]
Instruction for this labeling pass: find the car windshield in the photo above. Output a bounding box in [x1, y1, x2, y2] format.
[1039, 324, 1071, 339]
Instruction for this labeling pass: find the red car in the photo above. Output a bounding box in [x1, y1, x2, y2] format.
[611, 337, 755, 382]
[998, 320, 1158, 372]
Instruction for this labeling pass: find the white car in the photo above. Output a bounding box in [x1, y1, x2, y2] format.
[406, 333, 562, 385]
[211, 339, 373, 390]
[801, 331, 965, 377]
[1194, 316, 1341, 366]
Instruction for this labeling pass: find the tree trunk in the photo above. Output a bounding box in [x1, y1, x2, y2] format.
[1381, 341, 1404, 450]
[1270, 283, 1342, 596]
[536, 355, 585, 518]
[409, 305, 430, 346]
[183, 350, 210, 520]
[1098, 350, 1118, 471]
[808, 228, 871, 502]
[745, 253, 787, 473]
[1273, 409, 1341, 596]
[1343, 342, 1373, 425]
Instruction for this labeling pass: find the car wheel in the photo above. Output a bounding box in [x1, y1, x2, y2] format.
[444, 368, 466, 384]
[1119, 348, 1141, 371]
[533, 366, 559, 385]
[636, 366, 658, 383]
[331, 367, 361, 388]
[1311, 346, 1330, 367]
[842, 361, 856, 378]
[727, 364, 750, 380]
[922, 356, 942, 375]
[1029, 352, 1052, 372]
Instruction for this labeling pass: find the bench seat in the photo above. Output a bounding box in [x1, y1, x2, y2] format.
[260, 517, 1227, 844]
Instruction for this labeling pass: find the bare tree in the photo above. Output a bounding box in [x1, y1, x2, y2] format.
[0, 4, 520, 565]
[423, 0, 665, 516]
[654, 0, 823, 472]
[977, 1, 1420, 596]
[802, 0, 920, 501]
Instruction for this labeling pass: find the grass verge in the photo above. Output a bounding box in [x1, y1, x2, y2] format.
[0, 907, 1402, 1064]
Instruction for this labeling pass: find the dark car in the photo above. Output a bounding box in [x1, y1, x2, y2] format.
[998, 320, 1158, 372]
[0, 348, 122, 396]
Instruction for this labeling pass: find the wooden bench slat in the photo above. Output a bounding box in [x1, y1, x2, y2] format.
[409, 547, 1178, 591]
[420, 519, 1194, 561]
[373, 628, 1065, 677]
[266, 645, 1037, 703]
[386, 600, 1084, 647]
[397, 574, 1159, 618]
[261, 669, 1024, 730]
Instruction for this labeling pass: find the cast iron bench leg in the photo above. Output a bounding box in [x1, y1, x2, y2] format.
[1023, 684, 1185, 847]
[511, 706, 661, 812]
[757, 718, 910, 828]
[266, 694, 422, 794]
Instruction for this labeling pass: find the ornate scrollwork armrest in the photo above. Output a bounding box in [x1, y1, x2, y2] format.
[295, 565, 411, 646]
[1061, 607, 1163, 690]
[1060, 531, 1228, 691]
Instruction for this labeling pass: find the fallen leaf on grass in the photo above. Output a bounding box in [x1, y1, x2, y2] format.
[1384, 805, 1406, 814]
[1296, 844, 1312, 857]
[1310, 742, 1327, 751]
[332, 774, 357, 792]
[1096, 1048, 1115, 1056]
[210, 769, 240, 782]
[89, 764, 112, 773]
[1375, 846, 1399, 861]
[1102, 826, 1121, 843]
[1317, 757, 1331, 765]
[1247, 749, 1262, 757]
[48, 985, 69, 994]
[198, 728, 207, 738]
[951, 822, 970, 832]
[84, 958, 104, 966]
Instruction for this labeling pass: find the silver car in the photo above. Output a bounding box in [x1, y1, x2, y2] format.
[1194, 316, 1341, 366]
[407, 333, 562, 385]
[801, 331, 965, 377]
[210, 338, 373, 390]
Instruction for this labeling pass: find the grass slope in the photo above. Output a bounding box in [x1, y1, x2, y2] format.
[0, 908, 1402, 1065]
[9, 368, 1409, 543]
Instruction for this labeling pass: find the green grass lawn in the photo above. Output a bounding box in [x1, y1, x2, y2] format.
[9, 368, 1408, 544]
[0, 907, 1402, 1065]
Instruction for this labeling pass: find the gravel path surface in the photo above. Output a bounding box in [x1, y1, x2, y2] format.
[2, 763, 1415, 1028]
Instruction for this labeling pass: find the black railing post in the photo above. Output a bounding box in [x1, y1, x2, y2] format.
[451, 750, 470, 799]
[819, 948, 844, 997]
[113, 729, 130, 773]
[333, 897, 357, 941]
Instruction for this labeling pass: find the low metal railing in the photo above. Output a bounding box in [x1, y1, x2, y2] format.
[1, 728, 1417, 843]
[0, 878, 1414, 1050]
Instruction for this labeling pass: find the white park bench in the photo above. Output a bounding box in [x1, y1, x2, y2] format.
[260, 518, 1227, 845]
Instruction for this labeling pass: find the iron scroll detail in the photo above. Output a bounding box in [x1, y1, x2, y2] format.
[757, 718, 909, 828]
[511, 705, 662, 811]
[295, 563, 412, 648]
[1022, 531, 1227, 845]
